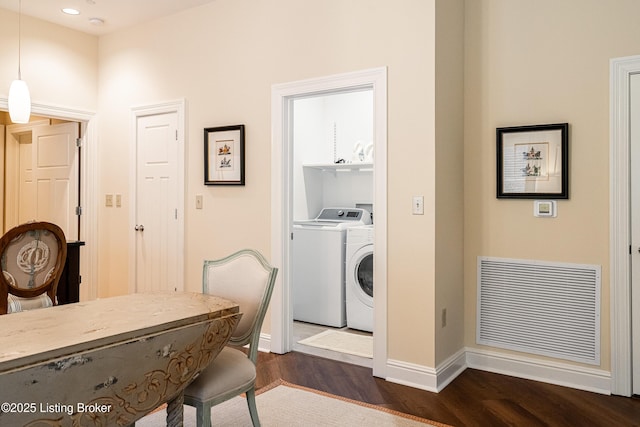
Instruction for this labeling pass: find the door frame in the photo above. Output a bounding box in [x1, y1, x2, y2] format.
[0, 98, 98, 301]
[270, 67, 388, 378]
[128, 100, 186, 294]
[610, 54, 640, 396]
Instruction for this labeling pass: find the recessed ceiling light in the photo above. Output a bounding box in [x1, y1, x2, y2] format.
[88, 17, 104, 26]
[62, 8, 80, 15]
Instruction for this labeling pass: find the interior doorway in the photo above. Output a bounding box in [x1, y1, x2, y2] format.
[290, 89, 374, 367]
[0, 103, 98, 303]
[610, 54, 640, 397]
[271, 68, 388, 378]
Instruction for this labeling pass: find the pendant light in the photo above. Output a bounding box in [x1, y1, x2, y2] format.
[8, 0, 31, 124]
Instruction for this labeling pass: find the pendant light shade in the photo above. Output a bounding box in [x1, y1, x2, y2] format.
[8, 79, 31, 124]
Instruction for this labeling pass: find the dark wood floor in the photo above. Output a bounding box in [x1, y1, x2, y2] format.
[254, 351, 640, 427]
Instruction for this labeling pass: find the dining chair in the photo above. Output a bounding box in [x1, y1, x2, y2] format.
[0, 221, 67, 315]
[183, 249, 278, 427]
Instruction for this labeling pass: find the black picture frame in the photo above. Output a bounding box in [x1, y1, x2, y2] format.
[496, 123, 568, 199]
[204, 125, 245, 185]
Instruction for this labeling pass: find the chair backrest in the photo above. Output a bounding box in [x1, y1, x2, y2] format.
[0, 222, 67, 315]
[202, 249, 278, 362]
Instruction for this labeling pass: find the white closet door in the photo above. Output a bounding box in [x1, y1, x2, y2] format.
[134, 112, 179, 294]
[28, 122, 80, 241]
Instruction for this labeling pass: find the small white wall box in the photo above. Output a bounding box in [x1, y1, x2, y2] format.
[534, 200, 557, 217]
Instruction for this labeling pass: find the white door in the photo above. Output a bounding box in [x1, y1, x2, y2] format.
[631, 72, 640, 395]
[20, 122, 80, 240]
[134, 112, 180, 293]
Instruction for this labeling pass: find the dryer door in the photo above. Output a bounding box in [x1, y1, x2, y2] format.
[351, 245, 374, 306]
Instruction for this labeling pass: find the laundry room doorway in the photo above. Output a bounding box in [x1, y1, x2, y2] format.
[271, 68, 388, 378]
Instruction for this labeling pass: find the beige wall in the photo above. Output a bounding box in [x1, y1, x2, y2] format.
[434, 0, 465, 365]
[96, 0, 459, 368]
[0, 9, 98, 112]
[464, 0, 640, 371]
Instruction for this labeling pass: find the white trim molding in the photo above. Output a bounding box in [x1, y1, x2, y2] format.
[386, 348, 609, 395]
[466, 347, 611, 395]
[610, 55, 640, 396]
[259, 334, 611, 395]
[386, 359, 438, 392]
[386, 349, 467, 393]
[258, 333, 272, 355]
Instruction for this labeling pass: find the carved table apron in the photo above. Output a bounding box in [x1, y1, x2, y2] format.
[0, 292, 241, 427]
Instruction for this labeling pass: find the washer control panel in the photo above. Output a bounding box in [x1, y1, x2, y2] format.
[316, 208, 371, 224]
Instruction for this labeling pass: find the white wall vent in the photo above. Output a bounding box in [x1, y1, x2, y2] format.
[477, 256, 600, 365]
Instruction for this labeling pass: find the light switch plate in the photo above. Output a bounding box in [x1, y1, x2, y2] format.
[412, 196, 424, 215]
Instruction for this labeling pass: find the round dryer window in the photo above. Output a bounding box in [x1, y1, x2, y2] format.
[356, 253, 373, 298]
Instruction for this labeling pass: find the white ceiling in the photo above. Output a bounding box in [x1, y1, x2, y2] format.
[0, 0, 218, 36]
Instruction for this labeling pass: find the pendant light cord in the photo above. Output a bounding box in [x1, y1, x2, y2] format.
[17, 0, 22, 80]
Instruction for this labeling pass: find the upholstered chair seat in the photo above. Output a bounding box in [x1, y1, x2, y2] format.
[7, 294, 54, 313]
[184, 347, 256, 402]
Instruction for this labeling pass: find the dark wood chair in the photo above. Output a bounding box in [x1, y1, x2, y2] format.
[0, 221, 67, 315]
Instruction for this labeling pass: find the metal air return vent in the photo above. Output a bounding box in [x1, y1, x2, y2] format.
[477, 256, 600, 365]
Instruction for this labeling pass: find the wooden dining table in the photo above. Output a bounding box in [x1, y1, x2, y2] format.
[0, 292, 241, 427]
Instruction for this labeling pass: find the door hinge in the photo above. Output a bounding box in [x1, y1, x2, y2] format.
[291, 232, 294, 240]
[75, 206, 83, 216]
[176, 130, 178, 141]
[175, 208, 178, 219]
[76, 137, 83, 147]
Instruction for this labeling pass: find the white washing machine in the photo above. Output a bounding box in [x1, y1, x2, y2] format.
[292, 208, 371, 327]
[346, 225, 374, 332]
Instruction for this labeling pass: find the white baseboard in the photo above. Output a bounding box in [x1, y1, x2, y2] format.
[258, 332, 272, 354]
[385, 348, 467, 393]
[385, 359, 438, 392]
[465, 347, 611, 395]
[254, 334, 611, 395]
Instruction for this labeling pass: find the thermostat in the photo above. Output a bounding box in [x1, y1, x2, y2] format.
[534, 200, 557, 218]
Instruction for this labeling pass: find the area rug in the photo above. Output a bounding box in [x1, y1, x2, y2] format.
[297, 329, 373, 358]
[136, 380, 450, 426]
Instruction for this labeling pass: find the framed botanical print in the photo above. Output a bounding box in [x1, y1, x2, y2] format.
[496, 123, 568, 199]
[204, 125, 245, 185]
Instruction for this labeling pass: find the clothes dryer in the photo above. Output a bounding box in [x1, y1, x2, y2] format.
[345, 225, 374, 332]
[292, 208, 371, 327]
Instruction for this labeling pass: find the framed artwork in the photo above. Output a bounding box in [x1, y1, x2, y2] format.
[496, 123, 568, 199]
[204, 125, 245, 185]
